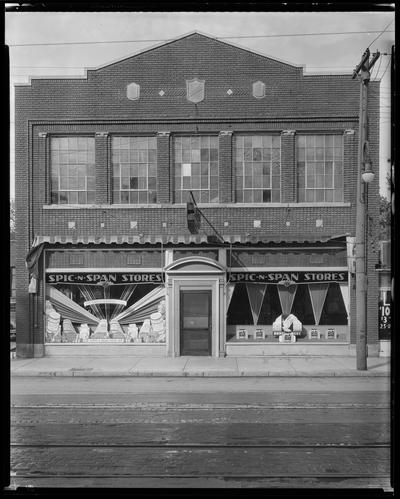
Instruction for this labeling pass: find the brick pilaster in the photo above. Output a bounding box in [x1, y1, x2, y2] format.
[343, 129, 356, 205]
[281, 130, 296, 203]
[157, 131, 171, 203]
[219, 131, 233, 203]
[37, 132, 50, 205]
[95, 132, 109, 204]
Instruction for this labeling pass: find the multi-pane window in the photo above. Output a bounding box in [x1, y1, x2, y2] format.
[297, 134, 343, 202]
[174, 136, 219, 204]
[112, 137, 157, 204]
[234, 135, 281, 203]
[50, 137, 95, 204]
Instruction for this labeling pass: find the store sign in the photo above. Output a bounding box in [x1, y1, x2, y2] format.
[379, 300, 391, 338]
[46, 272, 164, 284]
[228, 271, 348, 284]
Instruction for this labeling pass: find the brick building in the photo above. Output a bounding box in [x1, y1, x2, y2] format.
[15, 32, 380, 358]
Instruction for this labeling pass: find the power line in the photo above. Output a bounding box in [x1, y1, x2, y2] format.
[8, 29, 395, 47]
[367, 20, 394, 49]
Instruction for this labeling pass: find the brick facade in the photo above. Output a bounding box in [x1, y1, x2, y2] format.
[15, 33, 380, 357]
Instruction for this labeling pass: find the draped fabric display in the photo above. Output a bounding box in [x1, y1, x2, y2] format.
[113, 286, 165, 324]
[277, 284, 298, 316]
[79, 285, 106, 319]
[47, 286, 100, 325]
[226, 284, 235, 310]
[339, 283, 349, 316]
[246, 284, 267, 325]
[111, 285, 137, 319]
[308, 283, 329, 325]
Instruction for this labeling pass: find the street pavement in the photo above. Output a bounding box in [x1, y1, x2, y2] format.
[11, 354, 390, 377]
[9, 376, 392, 490]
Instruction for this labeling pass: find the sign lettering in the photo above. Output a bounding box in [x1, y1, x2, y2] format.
[228, 271, 348, 284]
[46, 272, 164, 284]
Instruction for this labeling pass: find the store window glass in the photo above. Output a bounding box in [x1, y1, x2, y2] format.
[227, 284, 253, 325]
[297, 134, 343, 202]
[112, 136, 157, 204]
[173, 136, 219, 204]
[319, 283, 348, 325]
[290, 285, 315, 324]
[257, 285, 282, 324]
[234, 135, 281, 203]
[45, 282, 166, 343]
[50, 137, 95, 204]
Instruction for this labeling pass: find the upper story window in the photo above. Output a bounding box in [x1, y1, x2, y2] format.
[112, 136, 157, 204]
[173, 136, 219, 204]
[234, 135, 281, 203]
[297, 134, 343, 202]
[50, 137, 95, 204]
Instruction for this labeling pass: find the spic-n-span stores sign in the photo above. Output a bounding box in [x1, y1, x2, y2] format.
[46, 272, 164, 284]
[228, 271, 348, 284]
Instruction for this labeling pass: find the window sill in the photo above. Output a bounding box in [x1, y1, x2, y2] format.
[43, 202, 351, 209]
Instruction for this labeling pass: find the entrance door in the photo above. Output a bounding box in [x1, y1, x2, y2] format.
[180, 290, 211, 356]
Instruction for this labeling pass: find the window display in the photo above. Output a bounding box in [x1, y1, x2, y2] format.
[45, 279, 166, 343]
[226, 280, 348, 342]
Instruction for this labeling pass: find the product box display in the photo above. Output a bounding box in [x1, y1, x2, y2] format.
[325, 329, 338, 339]
[236, 329, 248, 340]
[308, 329, 321, 340]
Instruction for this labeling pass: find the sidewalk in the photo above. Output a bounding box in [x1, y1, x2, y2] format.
[10, 355, 390, 377]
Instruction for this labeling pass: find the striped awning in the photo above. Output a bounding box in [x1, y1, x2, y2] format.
[30, 233, 348, 247]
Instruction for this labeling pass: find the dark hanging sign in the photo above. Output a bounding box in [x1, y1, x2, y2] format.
[46, 272, 164, 284]
[228, 271, 348, 284]
[378, 293, 391, 339]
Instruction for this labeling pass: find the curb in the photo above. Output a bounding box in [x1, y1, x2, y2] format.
[11, 370, 390, 378]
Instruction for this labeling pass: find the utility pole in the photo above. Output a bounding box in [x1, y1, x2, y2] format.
[352, 48, 380, 370]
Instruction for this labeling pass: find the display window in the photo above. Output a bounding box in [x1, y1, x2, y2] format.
[226, 281, 349, 342]
[45, 279, 166, 343]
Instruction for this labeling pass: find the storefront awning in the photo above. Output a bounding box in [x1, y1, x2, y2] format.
[30, 233, 349, 247]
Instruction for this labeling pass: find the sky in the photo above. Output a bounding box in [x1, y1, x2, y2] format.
[5, 9, 395, 198]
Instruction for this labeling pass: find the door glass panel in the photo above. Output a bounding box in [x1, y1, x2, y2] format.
[180, 291, 211, 356]
[182, 292, 209, 328]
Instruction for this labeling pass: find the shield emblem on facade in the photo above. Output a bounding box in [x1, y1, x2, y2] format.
[252, 81, 266, 99]
[186, 79, 205, 103]
[127, 82, 140, 101]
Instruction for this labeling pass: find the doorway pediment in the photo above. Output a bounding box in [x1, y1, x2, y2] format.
[165, 256, 225, 274]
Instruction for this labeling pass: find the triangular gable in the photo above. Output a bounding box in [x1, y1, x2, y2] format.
[93, 31, 301, 74]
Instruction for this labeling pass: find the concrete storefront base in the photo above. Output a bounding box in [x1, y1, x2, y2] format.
[45, 344, 166, 357]
[40, 342, 381, 358]
[379, 340, 391, 357]
[225, 342, 380, 357]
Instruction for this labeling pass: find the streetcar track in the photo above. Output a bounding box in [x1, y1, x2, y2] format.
[10, 443, 390, 448]
[11, 403, 389, 409]
[9, 472, 391, 479]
